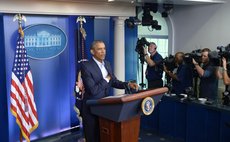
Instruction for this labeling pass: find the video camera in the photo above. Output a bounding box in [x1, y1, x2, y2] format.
[184, 49, 221, 67]
[207, 44, 230, 67]
[184, 49, 202, 65]
[214, 44, 230, 70]
[162, 55, 175, 71]
[135, 37, 150, 63]
[217, 44, 230, 59]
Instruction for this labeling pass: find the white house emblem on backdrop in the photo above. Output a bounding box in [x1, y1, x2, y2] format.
[24, 24, 67, 60]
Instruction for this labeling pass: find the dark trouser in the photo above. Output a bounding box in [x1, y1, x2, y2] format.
[148, 79, 163, 89]
[81, 101, 100, 142]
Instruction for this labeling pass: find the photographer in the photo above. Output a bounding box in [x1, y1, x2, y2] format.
[144, 42, 163, 89]
[222, 57, 230, 85]
[192, 48, 218, 100]
[164, 52, 193, 95]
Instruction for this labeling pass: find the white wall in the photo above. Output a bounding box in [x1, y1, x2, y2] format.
[169, 2, 230, 53]
[0, 0, 135, 17]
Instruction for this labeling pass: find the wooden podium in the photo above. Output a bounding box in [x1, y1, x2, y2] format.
[86, 87, 168, 142]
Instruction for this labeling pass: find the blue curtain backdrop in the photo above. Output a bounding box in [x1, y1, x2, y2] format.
[3, 14, 76, 142]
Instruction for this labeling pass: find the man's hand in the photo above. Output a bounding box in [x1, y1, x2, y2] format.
[105, 74, 111, 81]
[192, 58, 198, 65]
[76, 79, 85, 94]
[163, 65, 168, 72]
[143, 47, 148, 55]
[128, 82, 139, 91]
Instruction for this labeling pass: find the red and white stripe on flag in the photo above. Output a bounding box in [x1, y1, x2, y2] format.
[10, 37, 38, 142]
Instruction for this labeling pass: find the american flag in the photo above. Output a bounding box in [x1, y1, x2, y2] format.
[10, 36, 38, 142]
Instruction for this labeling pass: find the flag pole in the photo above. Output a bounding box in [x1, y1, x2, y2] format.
[74, 16, 87, 128]
[20, 130, 23, 142]
[13, 13, 26, 38]
[13, 13, 26, 142]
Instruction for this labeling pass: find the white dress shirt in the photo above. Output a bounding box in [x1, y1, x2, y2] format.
[93, 57, 109, 82]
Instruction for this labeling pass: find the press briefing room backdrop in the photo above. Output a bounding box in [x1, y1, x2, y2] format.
[0, 1, 137, 141]
[1, 0, 230, 142]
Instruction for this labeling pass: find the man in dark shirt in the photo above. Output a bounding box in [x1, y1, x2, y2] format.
[144, 42, 163, 89]
[193, 48, 218, 100]
[164, 52, 193, 95]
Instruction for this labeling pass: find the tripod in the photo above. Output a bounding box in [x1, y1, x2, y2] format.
[139, 54, 146, 89]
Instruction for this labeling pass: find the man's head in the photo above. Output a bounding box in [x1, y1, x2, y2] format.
[90, 40, 106, 62]
[148, 42, 157, 55]
[201, 48, 211, 64]
[175, 52, 184, 65]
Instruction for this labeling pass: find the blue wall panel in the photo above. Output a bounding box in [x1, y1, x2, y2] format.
[94, 17, 113, 65]
[68, 16, 78, 128]
[69, 16, 94, 127]
[125, 24, 137, 82]
[0, 14, 9, 142]
[3, 14, 75, 141]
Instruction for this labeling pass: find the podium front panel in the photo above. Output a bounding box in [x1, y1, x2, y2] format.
[90, 99, 141, 122]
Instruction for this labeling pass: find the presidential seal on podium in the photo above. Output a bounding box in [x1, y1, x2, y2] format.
[141, 97, 155, 115]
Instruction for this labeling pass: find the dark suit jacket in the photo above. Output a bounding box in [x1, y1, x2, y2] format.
[81, 58, 127, 100]
[80, 58, 127, 142]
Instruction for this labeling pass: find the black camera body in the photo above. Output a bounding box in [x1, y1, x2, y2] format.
[135, 37, 150, 63]
[209, 44, 230, 67]
[217, 44, 230, 59]
[184, 49, 202, 65]
[163, 55, 175, 71]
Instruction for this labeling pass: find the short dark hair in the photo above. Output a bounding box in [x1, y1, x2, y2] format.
[175, 52, 184, 57]
[149, 42, 157, 46]
[202, 48, 211, 53]
[90, 40, 104, 50]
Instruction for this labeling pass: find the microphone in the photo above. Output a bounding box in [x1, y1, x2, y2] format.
[124, 83, 132, 94]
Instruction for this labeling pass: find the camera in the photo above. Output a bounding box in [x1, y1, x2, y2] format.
[184, 49, 202, 65]
[217, 44, 230, 59]
[162, 55, 175, 71]
[209, 50, 221, 66]
[135, 37, 150, 63]
[207, 44, 230, 67]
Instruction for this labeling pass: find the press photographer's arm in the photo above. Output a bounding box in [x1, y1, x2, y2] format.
[163, 65, 178, 80]
[143, 47, 157, 67]
[192, 58, 205, 77]
[222, 57, 230, 85]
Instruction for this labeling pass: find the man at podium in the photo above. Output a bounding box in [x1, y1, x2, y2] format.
[81, 40, 138, 142]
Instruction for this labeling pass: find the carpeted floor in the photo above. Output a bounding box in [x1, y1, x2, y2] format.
[32, 128, 175, 142]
